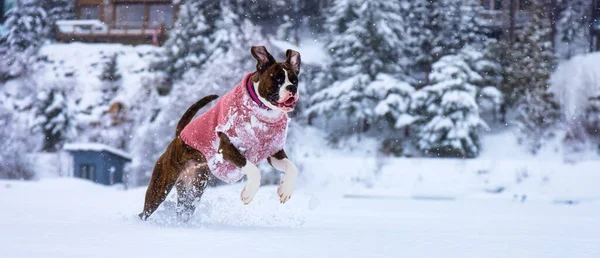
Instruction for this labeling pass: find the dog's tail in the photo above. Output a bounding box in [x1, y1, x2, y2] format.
[176, 95, 219, 137]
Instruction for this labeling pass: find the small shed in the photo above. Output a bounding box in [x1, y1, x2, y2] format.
[64, 143, 132, 185]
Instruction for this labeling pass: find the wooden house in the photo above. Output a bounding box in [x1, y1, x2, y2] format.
[56, 0, 178, 46]
[64, 143, 132, 185]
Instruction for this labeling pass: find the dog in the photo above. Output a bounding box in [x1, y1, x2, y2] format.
[139, 46, 301, 221]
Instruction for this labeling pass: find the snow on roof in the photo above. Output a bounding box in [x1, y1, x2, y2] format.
[56, 19, 105, 26]
[64, 143, 132, 160]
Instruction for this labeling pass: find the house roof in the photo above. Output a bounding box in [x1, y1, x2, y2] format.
[64, 143, 132, 161]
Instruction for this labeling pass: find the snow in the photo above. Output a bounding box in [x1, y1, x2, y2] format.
[1, 178, 599, 258]
[550, 52, 600, 122]
[64, 143, 132, 160]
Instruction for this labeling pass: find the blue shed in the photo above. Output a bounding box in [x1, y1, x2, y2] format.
[64, 143, 132, 185]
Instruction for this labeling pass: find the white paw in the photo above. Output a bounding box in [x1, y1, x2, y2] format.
[240, 163, 261, 205]
[277, 174, 296, 204]
[241, 182, 260, 205]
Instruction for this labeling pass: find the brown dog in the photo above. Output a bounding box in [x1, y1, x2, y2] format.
[139, 46, 301, 221]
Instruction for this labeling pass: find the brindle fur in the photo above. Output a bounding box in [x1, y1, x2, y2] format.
[250, 47, 300, 105]
[139, 46, 298, 221]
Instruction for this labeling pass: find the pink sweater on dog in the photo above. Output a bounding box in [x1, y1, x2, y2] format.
[180, 72, 289, 184]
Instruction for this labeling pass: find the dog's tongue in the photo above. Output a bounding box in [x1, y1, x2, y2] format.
[284, 97, 295, 106]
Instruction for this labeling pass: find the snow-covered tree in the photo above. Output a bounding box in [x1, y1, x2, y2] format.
[557, 0, 591, 58]
[511, 0, 560, 154]
[32, 82, 74, 152]
[276, 14, 301, 44]
[515, 88, 561, 155]
[154, 0, 216, 81]
[500, 4, 555, 106]
[405, 0, 469, 83]
[308, 0, 409, 134]
[0, 0, 48, 80]
[0, 102, 37, 179]
[461, 46, 504, 122]
[585, 95, 600, 137]
[99, 54, 122, 104]
[411, 53, 488, 158]
[370, 74, 415, 130]
[42, 0, 75, 39]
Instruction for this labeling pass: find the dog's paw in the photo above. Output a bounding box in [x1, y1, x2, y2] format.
[277, 174, 296, 204]
[241, 183, 260, 205]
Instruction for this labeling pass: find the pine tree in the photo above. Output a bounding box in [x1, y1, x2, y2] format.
[515, 88, 561, 155]
[99, 53, 122, 104]
[405, 0, 465, 83]
[459, 0, 487, 47]
[512, 0, 561, 154]
[32, 83, 73, 152]
[411, 53, 488, 158]
[557, 0, 591, 58]
[585, 95, 600, 137]
[42, 0, 75, 39]
[0, 0, 48, 80]
[276, 14, 300, 44]
[0, 105, 36, 179]
[308, 0, 409, 134]
[154, 0, 215, 81]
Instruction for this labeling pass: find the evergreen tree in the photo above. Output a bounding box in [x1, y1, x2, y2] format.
[99, 54, 122, 104]
[405, 0, 464, 83]
[0, 0, 48, 80]
[411, 53, 488, 158]
[154, 0, 216, 81]
[511, 0, 561, 154]
[557, 0, 591, 58]
[585, 95, 600, 137]
[515, 88, 561, 155]
[32, 83, 73, 152]
[42, 0, 75, 39]
[0, 105, 35, 179]
[308, 0, 409, 134]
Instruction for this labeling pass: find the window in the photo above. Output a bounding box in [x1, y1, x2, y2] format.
[481, 0, 502, 10]
[80, 6, 100, 20]
[80, 164, 96, 182]
[115, 4, 145, 29]
[149, 4, 174, 28]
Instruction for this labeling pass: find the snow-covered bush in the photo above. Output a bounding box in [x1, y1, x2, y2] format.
[411, 53, 488, 158]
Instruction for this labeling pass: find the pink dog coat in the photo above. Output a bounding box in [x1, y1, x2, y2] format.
[180, 72, 289, 184]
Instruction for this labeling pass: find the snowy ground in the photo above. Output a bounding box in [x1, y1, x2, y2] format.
[1, 178, 599, 258]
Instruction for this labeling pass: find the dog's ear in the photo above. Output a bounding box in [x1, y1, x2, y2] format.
[251, 46, 276, 74]
[285, 49, 301, 75]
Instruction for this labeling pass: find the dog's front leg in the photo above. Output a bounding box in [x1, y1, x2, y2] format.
[268, 150, 297, 204]
[217, 132, 261, 204]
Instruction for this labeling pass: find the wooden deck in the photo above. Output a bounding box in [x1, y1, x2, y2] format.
[56, 23, 169, 46]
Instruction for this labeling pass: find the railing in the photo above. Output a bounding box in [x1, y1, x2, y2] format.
[55, 19, 169, 45]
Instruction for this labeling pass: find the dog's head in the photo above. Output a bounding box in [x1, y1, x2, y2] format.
[250, 46, 301, 113]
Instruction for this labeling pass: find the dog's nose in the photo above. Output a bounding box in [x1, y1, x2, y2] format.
[286, 85, 297, 94]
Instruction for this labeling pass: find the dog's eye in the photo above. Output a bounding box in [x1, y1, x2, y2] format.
[291, 78, 298, 84]
[275, 75, 284, 83]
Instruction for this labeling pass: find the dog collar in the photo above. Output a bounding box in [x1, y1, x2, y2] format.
[246, 73, 271, 110]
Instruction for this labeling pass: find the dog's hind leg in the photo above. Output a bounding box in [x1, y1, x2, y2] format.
[139, 156, 180, 221]
[175, 162, 210, 222]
